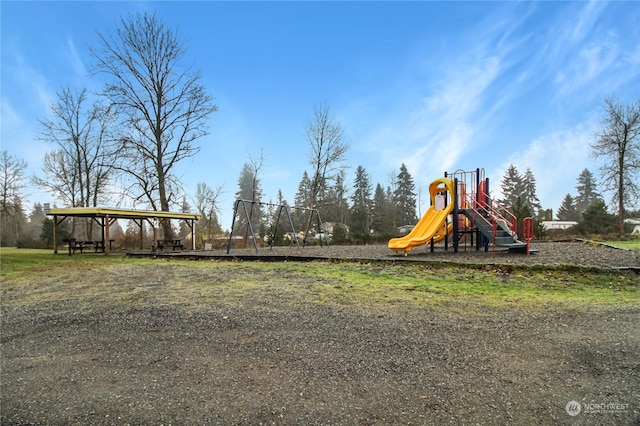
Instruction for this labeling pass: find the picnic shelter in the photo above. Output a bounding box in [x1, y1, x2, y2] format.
[47, 207, 202, 254]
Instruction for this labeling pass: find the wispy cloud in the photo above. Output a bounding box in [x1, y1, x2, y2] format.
[491, 118, 600, 214]
[6, 54, 54, 113]
[571, 0, 608, 42]
[555, 35, 622, 98]
[403, 54, 503, 176]
[65, 36, 89, 79]
[351, 8, 526, 183]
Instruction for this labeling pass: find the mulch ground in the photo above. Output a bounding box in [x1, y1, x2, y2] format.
[158, 240, 640, 270]
[1, 241, 639, 425]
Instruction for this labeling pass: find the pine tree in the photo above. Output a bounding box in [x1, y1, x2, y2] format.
[521, 168, 542, 212]
[499, 164, 524, 210]
[574, 168, 602, 214]
[511, 196, 533, 238]
[23, 203, 46, 247]
[556, 194, 580, 221]
[394, 164, 418, 225]
[321, 170, 349, 224]
[293, 171, 312, 230]
[349, 165, 372, 240]
[572, 200, 617, 235]
[371, 183, 395, 236]
[178, 196, 192, 240]
[233, 163, 264, 237]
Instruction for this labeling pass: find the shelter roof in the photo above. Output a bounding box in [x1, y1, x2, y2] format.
[47, 207, 201, 221]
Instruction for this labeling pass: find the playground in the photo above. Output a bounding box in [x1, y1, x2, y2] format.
[226, 168, 536, 259]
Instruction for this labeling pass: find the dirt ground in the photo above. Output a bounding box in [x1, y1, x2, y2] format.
[1, 241, 639, 425]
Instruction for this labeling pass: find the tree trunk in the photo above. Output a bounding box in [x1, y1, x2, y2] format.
[618, 152, 625, 238]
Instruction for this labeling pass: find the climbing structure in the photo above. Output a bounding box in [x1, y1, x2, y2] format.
[389, 168, 536, 255]
[447, 168, 532, 253]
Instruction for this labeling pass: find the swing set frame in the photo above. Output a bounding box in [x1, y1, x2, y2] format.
[226, 199, 329, 254]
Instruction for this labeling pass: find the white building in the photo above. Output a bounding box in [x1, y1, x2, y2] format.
[624, 218, 640, 234]
[541, 221, 578, 230]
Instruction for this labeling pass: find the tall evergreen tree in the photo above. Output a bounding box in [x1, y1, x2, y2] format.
[293, 171, 313, 230]
[178, 196, 192, 240]
[371, 183, 395, 236]
[521, 168, 542, 212]
[574, 168, 602, 214]
[386, 185, 397, 229]
[572, 200, 618, 235]
[393, 164, 417, 225]
[294, 171, 313, 208]
[556, 194, 580, 221]
[511, 196, 534, 238]
[499, 164, 524, 209]
[21, 203, 47, 247]
[349, 165, 373, 240]
[321, 170, 349, 224]
[233, 163, 264, 238]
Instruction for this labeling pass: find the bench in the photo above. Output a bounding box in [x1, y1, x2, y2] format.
[156, 239, 184, 251]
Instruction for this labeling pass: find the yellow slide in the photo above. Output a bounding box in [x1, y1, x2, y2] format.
[388, 177, 455, 254]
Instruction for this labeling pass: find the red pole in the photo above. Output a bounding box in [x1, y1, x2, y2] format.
[523, 217, 534, 256]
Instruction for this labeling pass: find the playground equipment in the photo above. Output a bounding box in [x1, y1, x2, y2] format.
[388, 178, 456, 253]
[227, 199, 328, 254]
[388, 168, 536, 255]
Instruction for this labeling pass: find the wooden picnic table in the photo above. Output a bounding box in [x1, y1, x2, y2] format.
[64, 238, 114, 255]
[156, 239, 184, 251]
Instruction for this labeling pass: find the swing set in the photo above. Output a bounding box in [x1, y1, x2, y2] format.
[226, 199, 329, 254]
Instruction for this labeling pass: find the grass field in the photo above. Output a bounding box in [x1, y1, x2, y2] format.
[606, 239, 640, 250]
[2, 247, 638, 310]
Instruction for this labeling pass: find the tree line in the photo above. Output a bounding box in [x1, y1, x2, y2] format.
[1, 12, 639, 247]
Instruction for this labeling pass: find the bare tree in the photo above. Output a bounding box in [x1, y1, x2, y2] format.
[91, 12, 218, 238]
[305, 104, 349, 208]
[591, 97, 640, 237]
[303, 104, 348, 238]
[0, 150, 28, 246]
[194, 182, 224, 246]
[38, 151, 80, 206]
[35, 87, 118, 239]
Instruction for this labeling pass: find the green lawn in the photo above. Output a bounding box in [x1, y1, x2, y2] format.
[1, 247, 638, 310]
[604, 239, 640, 250]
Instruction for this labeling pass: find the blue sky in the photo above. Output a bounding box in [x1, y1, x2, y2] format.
[2, 1, 639, 230]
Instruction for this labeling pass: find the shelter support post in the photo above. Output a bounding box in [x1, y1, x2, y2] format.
[191, 219, 196, 250]
[104, 215, 110, 254]
[53, 215, 57, 254]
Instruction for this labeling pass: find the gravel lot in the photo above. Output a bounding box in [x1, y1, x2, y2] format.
[1, 241, 639, 425]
